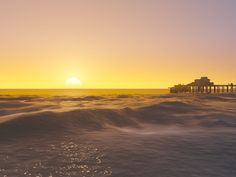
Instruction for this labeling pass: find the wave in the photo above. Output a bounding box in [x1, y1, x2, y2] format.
[48, 95, 105, 101]
[0, 100, 235, 139]
[0, 101, 31, 108]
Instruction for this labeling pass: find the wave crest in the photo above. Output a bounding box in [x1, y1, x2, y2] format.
[0, 100, 235, 138]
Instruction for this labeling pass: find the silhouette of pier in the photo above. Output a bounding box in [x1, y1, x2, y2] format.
[170, 77, 236, 93]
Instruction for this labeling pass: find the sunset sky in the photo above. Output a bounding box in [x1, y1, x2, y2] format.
[0, 0, 235, 89]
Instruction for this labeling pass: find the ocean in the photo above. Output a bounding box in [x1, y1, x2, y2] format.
[0, 89, 236, 177]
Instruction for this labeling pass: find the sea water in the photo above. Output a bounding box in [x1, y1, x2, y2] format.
[0, 89, 235, 177]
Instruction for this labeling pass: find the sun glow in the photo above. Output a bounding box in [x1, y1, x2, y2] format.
[65, 77, 81, 86]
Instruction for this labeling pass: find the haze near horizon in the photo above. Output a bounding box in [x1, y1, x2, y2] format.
[0, 0, 235, 88]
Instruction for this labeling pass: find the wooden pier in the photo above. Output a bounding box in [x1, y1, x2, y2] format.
[170, 77, 236, 93]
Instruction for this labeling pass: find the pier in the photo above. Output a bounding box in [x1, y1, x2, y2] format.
[170, 77, 236, 93]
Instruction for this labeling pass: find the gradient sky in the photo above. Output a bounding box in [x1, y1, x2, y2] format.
[0, 0, 235, 88]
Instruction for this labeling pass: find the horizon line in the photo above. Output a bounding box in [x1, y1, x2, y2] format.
[0, 88, 169, 90]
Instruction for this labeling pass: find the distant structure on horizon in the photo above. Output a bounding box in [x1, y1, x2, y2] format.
[170, 77, 236, 93]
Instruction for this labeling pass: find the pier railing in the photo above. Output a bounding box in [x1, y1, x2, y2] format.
[170, 84, 236, 93]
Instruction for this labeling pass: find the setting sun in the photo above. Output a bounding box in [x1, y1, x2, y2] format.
[65, 77, 81, 86]
[0, 1, 236, 177]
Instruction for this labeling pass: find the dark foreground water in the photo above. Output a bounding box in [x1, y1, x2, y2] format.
[0, 90, 235, 177]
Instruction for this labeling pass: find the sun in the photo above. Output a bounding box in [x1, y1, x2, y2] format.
[65, 76, 81, 85]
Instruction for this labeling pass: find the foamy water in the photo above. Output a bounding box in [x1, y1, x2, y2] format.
[0, 90, 236, 177]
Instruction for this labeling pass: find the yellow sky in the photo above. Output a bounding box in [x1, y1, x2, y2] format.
[0, 0, 235, 89]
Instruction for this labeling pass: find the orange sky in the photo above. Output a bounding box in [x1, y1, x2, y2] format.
[0, 0, 235, 88]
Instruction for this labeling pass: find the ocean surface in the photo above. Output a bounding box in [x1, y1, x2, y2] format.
[0, 89, 236, 177]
